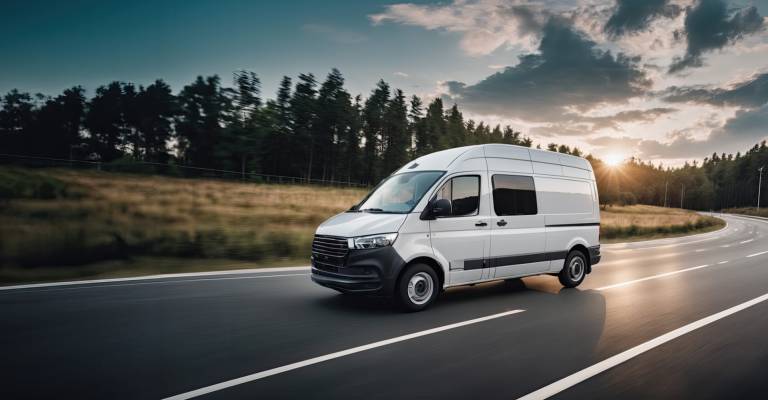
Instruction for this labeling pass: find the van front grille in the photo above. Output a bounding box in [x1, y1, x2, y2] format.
[312, 235, 348, 267]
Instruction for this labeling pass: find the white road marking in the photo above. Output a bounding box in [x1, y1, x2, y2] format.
[740, 239, 754, 244]
[0, 266, 311, 291]
[718, 261, 729, 265]
[746, 251, 768, 258]
[694, 248, 707, 252]
[517, 293, 768, 400]
[163, 310, 526, 400]
[595, 265, 711, 291]
[721, 244, 731, 248]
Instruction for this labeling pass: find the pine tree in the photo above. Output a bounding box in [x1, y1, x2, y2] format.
[381, 89, 409, 176]
[362, 80, 390, 183]
[290, 73, 318, 180]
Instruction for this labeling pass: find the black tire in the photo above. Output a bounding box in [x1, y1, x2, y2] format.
[558, 250, 587, 288]
[395, 263, 439, 312]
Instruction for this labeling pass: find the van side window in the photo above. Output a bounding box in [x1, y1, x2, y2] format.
[492, 175, 537, 215]
[435, 176, 480, 217]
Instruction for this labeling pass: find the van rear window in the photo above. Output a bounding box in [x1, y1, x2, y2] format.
[492, 175, 537, 216]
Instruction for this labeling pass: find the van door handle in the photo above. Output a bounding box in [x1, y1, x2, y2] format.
[497, 220, 507, 227]
[475, 221, 487, 227]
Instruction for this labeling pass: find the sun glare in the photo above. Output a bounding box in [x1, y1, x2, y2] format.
[605, 154, 623, 167]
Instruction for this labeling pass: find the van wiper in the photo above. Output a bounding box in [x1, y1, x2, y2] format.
[360, 208, 385, 213]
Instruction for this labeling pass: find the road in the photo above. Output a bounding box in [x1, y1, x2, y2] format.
[2, 214, 768, 399]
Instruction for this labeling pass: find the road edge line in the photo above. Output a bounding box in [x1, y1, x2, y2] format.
[0, 266, 311, 291]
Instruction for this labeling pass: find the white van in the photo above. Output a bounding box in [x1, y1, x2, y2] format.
[310, 144, 600, 311]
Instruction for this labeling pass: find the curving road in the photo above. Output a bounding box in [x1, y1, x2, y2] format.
[3, 214, 768, 399]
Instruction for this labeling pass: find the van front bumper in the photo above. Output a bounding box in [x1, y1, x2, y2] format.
[310, 246, 406, 295]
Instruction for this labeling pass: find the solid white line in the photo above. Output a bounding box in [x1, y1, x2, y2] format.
[4, 274, 311, 293]
[718, 261, 729, 265]
[740, 239, 754, 244]
[595, 265, 711, 291]
[746, 251, 768, 258]
[163, 309, 526, 400]
[517, 293, 768, 400]
[0, 266, 311, 291]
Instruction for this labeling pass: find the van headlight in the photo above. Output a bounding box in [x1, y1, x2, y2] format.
[350, 233, 398, 249]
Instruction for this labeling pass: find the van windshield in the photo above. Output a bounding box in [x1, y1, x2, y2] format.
[355, 171, 445, 214]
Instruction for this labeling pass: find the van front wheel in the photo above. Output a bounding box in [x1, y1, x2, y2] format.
[558, 250, 587, 288]
[395, 264, 439, 312]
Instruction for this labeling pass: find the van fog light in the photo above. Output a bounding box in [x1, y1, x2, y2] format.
[352, 233, 398, 249]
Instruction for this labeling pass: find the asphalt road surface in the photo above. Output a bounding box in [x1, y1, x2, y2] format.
[3, 214, 768, 400]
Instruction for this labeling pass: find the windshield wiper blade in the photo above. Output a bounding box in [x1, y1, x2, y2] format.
[360, 208, 385, 212]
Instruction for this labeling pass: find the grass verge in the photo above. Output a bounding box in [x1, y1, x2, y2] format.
[1, 168, 725, 284]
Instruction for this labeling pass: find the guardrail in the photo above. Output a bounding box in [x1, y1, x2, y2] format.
[0, 153, 370, 188]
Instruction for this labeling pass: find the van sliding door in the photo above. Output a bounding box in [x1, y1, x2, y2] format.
[488, 174, 548, 278]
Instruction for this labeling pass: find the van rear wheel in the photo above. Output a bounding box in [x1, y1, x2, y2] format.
[395, 264, 439, 312]
[558, 250, 587, 288]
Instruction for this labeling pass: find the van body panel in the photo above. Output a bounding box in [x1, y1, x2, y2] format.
[311, 143, 601, 297]
[532, 161, 563, 176]
[486, 158, 534, 174]
[484, 144, 531, 160]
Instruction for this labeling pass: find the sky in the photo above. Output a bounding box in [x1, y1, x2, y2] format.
[2, 0, 768, 166]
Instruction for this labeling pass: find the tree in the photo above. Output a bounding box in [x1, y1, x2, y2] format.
[290, 73, 319, 180]
[444, 104, 465, 148]
[136, 80, 177, 163]
[31, 87, 86, 158]
[85, 82, 128, 161]
[362, 80, 390, 183]
[261, 76, 292, 176]
[176, 76, 230, 168]
[314, 69, 353, 181]
[381, 89, 409, 176]
[0, 90, 36, 154]
[422, 98, 446, 153]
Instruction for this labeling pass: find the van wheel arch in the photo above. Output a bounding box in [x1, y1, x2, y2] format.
[568, 244, 591, 274]
[397, 257, 445, 292]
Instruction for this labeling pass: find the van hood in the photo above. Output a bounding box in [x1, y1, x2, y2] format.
[316, 212, 408, 238]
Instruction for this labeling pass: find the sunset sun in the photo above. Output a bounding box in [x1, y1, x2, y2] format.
[605, 154, 623, 167]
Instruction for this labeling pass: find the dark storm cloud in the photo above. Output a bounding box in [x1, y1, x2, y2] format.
[669, 0, 764, 73]
[604, 0, 681, 37]
[663, 73, 768, 108]
[444, 19, 651, 121]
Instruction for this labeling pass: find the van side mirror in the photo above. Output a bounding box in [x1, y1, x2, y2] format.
[421, 198, 451, 220]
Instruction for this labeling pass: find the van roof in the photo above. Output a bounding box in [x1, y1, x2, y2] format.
[396, 144, 593, 174]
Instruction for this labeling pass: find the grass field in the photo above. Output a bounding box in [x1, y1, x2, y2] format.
[0, 167, 724, 283]
[599, 204, 724, 243]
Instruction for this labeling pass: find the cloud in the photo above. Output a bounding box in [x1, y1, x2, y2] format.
[669, 0, 764, 73]
[530, 107, 677, 137]
[369, 1, 553, 55]
[393, 71, 409, 78]
[442, 19, 651, 121]
[588, 105, 768, 158]
[302, 24, 368, 44]
[663, 72, 768, 108]
[604, 0, 682, 37]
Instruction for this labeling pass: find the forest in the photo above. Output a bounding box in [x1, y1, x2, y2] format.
[1, 68, 766, 211]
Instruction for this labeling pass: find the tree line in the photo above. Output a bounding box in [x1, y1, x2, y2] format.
[1, 68, 766, 210]
[0, 69, 530, 185]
